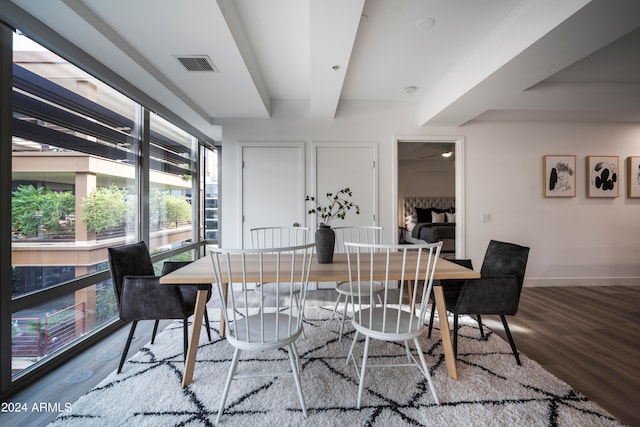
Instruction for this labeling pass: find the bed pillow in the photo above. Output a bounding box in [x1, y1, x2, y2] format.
[415, 207, 430, 223]
[431, 211, 445, 223]
[416, 207, 447, 223]
[446, 212, 456, 223]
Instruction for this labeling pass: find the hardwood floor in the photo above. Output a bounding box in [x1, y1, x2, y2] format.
[482, 285, 640, 427]
[2, 286, 638, 426]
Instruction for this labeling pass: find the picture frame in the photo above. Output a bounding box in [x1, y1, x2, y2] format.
[628, 156, 640, 198]
[543, 155, 576, 197]
[587, 156, 618, 198]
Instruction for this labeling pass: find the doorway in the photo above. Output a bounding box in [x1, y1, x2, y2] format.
[394, 137, 465, 256]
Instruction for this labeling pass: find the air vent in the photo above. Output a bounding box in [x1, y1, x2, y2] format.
[174, 55, 218, 72]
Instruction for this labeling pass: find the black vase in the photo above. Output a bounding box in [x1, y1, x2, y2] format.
[315, 225, 335, 264]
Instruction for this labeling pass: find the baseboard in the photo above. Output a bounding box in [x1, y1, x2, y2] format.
[524, 277, 640, 287]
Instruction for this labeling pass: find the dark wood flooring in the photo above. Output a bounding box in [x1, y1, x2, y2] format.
[2, 285, 638, 426]
[482, 285, 640, 427]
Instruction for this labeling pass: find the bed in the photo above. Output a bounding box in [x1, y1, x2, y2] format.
[401, 196, 456, 253]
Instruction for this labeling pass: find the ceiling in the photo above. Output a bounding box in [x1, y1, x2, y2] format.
[5, 0, 640, 140]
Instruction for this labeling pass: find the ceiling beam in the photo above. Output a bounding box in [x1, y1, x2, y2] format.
[418, 0, 640, 126]
[309, 0, 364, 119]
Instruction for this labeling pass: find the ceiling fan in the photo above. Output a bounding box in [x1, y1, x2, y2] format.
[420, 145, 455, 159]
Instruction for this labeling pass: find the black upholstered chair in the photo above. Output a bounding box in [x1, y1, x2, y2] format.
[437, 240, 530, 365]
[427, 259, 478, 338]
[108, 241, 212, 373]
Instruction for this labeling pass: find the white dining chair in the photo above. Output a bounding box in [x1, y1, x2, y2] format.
[250, 226, 310, 249]
[330, 225, 383, 339]
[249, 226, 310, 324]
[344, 241, 443, 408]
[211, 243, 315, 424]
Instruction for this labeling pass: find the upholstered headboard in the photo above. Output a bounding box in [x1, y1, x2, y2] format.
[403, 196, 455, 218]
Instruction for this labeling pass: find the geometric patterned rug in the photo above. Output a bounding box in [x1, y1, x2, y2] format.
[49, 307, 623, 426]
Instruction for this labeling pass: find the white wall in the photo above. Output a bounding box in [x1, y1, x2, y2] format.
[398, 159, 455, 200]
[463, 120, 640, 285]
[216, 101, 640, 286]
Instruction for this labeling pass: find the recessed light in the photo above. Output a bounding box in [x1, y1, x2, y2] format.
[416, 17, 435, 30]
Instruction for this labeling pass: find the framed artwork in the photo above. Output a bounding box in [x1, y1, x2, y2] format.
[587, 156, 618, 198]
[544, 155, 576, 197]
[628, 156, 640, 198]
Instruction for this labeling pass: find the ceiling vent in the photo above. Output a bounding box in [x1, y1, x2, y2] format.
[174, 55, 218, 72]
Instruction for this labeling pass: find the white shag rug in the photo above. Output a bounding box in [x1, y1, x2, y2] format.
[49, 307, 622, 426]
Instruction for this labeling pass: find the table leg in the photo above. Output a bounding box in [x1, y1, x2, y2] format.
[433, 286, 458, 380]
[182, 288, 207, 388]
[219, 282, 228, 338]
[407, 280, 415, 315]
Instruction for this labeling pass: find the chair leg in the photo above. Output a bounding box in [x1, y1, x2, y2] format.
[151, 320, 160, 344]
[118, 321, 138, 374]
[414, 337, 439, 405]
[216, 347, 241, 425]
[291, 342, 301, 373]
[404, 341, 412, 362]
[293, 292, 306, 339]
[203, 308, 212, 342]
[339, 294, 350, 340]
[330, 293, 342, 322]
[476, 314, 484, 337]
[500, 315, 521, 365]
[453, 314, 459, 359]
[183, 317, 188, 361]
[357, 335, 371, 409]
[287, 343, 308, 419]
[346, 331, 359, 366]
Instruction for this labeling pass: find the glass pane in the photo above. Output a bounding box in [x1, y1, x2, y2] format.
[200, 145, 219, 245]
[11, 33, 139, 298]
[11, 32, 139, 378]
[148, 111, 195, 254]
[11, 281, 118, 374]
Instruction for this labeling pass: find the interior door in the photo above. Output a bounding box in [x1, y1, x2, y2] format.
[241, 144, 305, 248]
[314, 144, 377, 228]
[314, 144, 376, 289]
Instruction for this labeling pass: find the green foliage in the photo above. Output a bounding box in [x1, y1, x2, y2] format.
[81, 185, 132, 233]
[305, 187, 360, 226]
[11, 185, 75, 237]
[149, 189, 167, 230]
[150, 190, 192, 228]
[165, 194, 192, 226]
[95, 282, 118, 325]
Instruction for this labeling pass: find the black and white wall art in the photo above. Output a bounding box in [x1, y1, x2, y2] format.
[587, 156, 618, 198]
[628, 156, 640, 198]
[544, 155, 576, 197]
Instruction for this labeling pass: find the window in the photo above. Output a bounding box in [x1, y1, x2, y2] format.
[200, 145, 220, 245]
[5, 29, 215, 383]
[10, 32, 139, 376]
[147, 112, 196, 255]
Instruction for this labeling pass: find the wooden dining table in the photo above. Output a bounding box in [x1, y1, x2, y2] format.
[160, 252, 480, 387]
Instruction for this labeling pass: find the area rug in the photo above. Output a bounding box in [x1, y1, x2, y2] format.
[49, 307, 622, 426]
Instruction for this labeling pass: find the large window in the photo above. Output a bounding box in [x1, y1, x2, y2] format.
[10, 33, 139, 376]
[4, 30, 216, 384]
[200, 144, 220, 245]
[147, 112, 197, 255]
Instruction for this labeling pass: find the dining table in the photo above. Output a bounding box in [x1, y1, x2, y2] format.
[160, 251, 480, 388]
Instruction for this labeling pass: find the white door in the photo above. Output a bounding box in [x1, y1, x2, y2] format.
[314, 144, 377, 227]
[241, 144, 305, 248]
[314, 144, 376, 289]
